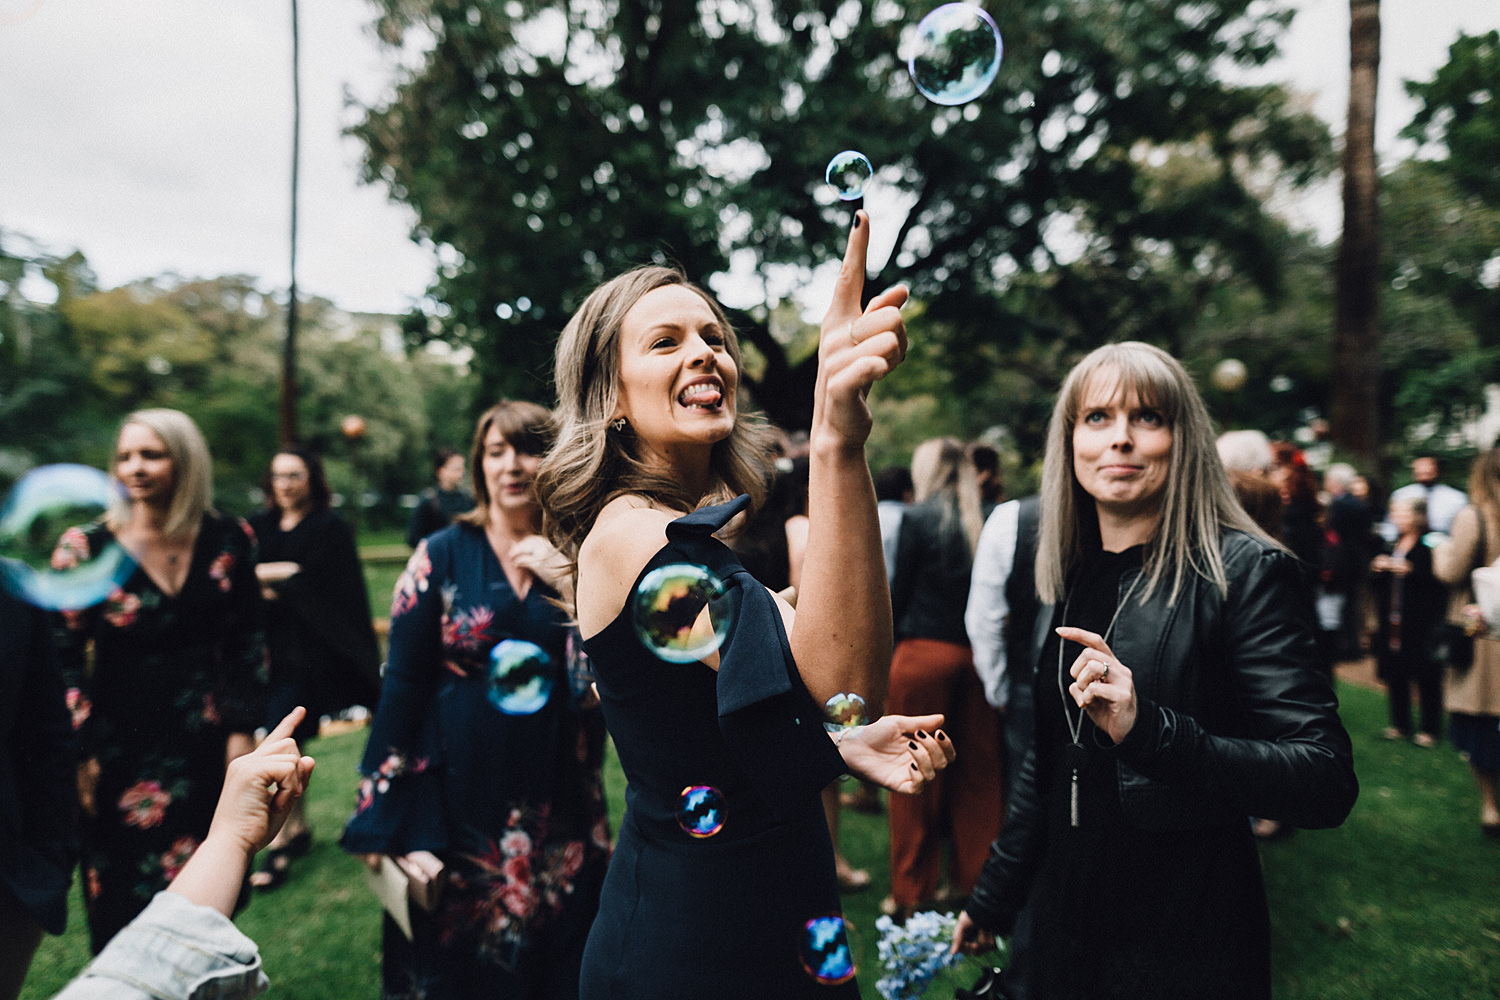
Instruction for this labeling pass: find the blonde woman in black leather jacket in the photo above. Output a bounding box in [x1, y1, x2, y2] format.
[952, 342, 1357, 1000]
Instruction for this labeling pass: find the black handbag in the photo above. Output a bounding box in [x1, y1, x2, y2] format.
[1436, 509, 1487, 673]
[1433, 621, 1475, 673]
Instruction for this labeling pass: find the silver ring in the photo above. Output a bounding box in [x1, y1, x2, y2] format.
[1100, 663, 1110, 683]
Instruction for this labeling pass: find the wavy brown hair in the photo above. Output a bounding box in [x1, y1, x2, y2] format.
[1465, 447, 1500, 555]
[455, 400, 554, 529]
[534, 266, 773, 558]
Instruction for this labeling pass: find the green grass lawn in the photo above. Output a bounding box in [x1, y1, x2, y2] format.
[21, 680, 1500, 998]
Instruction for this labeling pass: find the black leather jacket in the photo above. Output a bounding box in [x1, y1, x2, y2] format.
[966, 529, 1358, 932]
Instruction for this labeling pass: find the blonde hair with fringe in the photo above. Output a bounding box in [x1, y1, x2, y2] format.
[106, 408, 213, 540]
[535, 266, 772, 559]
[1036, 342, 1274, 606]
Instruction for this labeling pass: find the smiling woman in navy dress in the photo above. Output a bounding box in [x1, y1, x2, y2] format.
[535, 212, 956, 999]
[343, 400, 609, 1000]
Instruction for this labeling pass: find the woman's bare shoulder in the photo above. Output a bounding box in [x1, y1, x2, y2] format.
[576, 497, 680, 637]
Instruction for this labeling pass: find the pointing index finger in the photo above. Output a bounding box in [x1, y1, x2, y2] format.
[828, 210, 869, 322]
[263, 706, 307, 746]
[1055, 626, 1114, 659]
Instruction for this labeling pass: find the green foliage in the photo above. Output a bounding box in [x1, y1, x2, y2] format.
[0, 244, 480, 520]
[0, 233, 103, 474]
[351, 0, 1332, 431]
[1403, 30, 1500, 206]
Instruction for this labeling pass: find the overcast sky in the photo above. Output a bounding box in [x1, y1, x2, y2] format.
[1, 0, 1494, 315]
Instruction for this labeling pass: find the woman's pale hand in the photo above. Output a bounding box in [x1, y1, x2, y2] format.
[812, 210, 909, 449]
[1056, 625, 1138, 744]
[254, 561, 301, 585]
[835, 713, 954, 794]
[950, 910, 995, 956]
[212, 707, 315, 856]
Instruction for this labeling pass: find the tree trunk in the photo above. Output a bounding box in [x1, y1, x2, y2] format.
[280, 0, 302, 447]
[1331, 0, 1381, 472]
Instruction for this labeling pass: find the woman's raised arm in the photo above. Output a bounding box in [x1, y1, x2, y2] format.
[789, 211, 908, 713]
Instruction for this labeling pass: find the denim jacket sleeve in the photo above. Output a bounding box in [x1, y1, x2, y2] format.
[51, 892, 267, 1000]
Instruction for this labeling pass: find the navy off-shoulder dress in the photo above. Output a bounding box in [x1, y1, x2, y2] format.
[578, 497, 857, 999]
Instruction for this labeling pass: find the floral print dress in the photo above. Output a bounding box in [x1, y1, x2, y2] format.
[342, 523, 610, 1000]
[52, 512, 267, 953]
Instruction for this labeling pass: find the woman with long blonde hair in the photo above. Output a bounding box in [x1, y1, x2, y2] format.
[953, 343, 1356, 999]
[53, 408, 266, 953]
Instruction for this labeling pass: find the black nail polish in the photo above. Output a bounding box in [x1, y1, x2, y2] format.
[908, 741, 918, 750]
[910, 762, 918, 770]
[936, 731, 947, 742]
[916, 730, 928, 739]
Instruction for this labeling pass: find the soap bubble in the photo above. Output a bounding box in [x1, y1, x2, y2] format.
[822, 692, 869, 734]
[632, 563, 731, 663]
[486, 639, 555, 715]
[0, 464, 133, 611]
[799, 914, 856, 984]
[676, 784, 727, 839]
[906, 3, 1003, 106]
[825, 150, 874, 201]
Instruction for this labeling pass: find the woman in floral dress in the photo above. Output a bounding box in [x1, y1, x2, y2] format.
[343, 401, 609, 1000]
[53, 409, 266, 953]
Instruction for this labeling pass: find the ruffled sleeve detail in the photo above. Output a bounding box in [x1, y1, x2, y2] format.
[661, 497, 847, 821]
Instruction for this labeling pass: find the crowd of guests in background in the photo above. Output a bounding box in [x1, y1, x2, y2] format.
[8, 359, 1500, 998]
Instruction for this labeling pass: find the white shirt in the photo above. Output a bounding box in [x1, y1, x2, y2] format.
[965, 499, 1020, 710]
[1389, 481, 1469, 535]
[877, 500, 905, 586]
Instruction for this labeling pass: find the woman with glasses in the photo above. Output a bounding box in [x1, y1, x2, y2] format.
[245, 446, 381, 889]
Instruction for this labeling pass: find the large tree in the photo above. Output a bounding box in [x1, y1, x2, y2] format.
[1330, 0, 1381, 473]
[353, 0, 1330, 430]
[1400, 30, 1500, 350]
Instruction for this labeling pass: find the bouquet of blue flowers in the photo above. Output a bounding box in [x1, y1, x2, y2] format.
[875, 910, 1005, 1000]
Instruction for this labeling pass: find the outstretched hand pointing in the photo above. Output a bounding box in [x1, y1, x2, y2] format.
[814, 210, 909, 447]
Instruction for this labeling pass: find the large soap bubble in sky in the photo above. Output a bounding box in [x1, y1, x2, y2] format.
[906, 4, 1004, 106]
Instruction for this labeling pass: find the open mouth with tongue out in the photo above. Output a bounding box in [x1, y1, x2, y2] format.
[678, 379, 725, 411]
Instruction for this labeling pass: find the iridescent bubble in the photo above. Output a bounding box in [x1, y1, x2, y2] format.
[0, 464, 133, 611]
[825, 150, 874, 201]
[676, 784, 727, 839]
[906, 3, 1004, 106]
[486, 639, 555, 715]
[822, 692, 869, 734]
[632, 563, 731, 664]
[799, 914, 856, 985]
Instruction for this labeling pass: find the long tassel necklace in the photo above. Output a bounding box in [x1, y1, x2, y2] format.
[1057, 569, 1142, 828]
